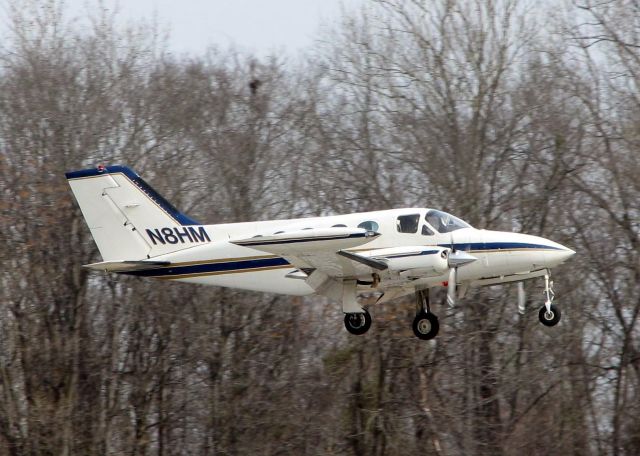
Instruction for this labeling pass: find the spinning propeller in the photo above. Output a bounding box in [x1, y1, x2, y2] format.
[445, 232, 477, 307]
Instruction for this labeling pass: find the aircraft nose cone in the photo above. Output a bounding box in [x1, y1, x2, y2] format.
[547, 243, 575, 266]
[561, 246, 576, 261]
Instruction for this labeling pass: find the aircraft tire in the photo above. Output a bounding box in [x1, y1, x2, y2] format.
[538, 304, 561, 326]
[344, 309, 372, 335]
[412, 311, 439, 340]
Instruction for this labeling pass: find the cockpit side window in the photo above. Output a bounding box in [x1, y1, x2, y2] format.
[421, 224, 434, 236]
[425, 210, 471, 234]
[396, 214, 420, 233]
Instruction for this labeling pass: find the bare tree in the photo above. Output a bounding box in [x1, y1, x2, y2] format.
[1, 0, 639, 455]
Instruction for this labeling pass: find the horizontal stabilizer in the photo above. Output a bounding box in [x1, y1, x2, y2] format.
[83, 260, 171, 272]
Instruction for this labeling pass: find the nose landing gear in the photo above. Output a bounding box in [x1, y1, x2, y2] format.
[539, 304, 561, 326]
[538, 273, 561, 327]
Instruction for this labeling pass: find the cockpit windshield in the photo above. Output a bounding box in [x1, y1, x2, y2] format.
[425, 210, 472, 234]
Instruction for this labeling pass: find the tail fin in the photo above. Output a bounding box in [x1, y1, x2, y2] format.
[66, 165, 209, 261]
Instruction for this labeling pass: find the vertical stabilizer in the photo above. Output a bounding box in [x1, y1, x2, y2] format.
[65, 165, 206, 261]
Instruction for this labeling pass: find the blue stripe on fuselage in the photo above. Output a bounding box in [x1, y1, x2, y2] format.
[437, 242, 562, 251]
[120, 256, 290, 278]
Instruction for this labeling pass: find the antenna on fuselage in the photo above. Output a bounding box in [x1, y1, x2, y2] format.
[517, 282, 526, 314]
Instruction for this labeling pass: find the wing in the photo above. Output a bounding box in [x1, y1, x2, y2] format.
[232, 227, 455, 309]
[231, 227, 452, 281]
[230, 227, 383, 279]
[230, 227, 378, 254]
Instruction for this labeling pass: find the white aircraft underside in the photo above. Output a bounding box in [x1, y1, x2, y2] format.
[66, 165, 575, 339]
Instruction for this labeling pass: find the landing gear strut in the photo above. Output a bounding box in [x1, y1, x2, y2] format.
[344, 309, 372, 335]
[538, 273, 561, 327]
[413, 290, 439, 340]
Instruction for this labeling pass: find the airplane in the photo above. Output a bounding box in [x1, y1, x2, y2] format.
[65, 165, 575, 340]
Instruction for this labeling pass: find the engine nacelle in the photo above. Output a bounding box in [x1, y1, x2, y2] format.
[371, 246, 450, 277]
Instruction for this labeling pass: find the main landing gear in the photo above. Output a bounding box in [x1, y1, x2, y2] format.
[342, 290, 440, 340]
[342, 278, 373, 335]
[538, 273, 561, 327]
[413, 289, 439, 340]
[344, 309, 372, 335]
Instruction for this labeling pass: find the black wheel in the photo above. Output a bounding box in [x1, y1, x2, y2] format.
[538, 304, 561, 327]
[344, 309, 372, 335]
[412, 311, 439, 340]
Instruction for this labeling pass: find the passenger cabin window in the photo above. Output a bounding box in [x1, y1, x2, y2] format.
[332, 224, 347, 228]
[396, 214, 420, 233]
[358, 221, 379, 232]
[422, 224, 434, 236]
[425, 210, 471, 234]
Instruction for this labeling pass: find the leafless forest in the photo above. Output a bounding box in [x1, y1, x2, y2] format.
[0, 0, 639, 454]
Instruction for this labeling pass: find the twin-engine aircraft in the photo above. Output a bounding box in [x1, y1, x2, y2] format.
[66, 165, 575, 339]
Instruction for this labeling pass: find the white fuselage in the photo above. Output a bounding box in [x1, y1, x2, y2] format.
[126, 208, 574, 296]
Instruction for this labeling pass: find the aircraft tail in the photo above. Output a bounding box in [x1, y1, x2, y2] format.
[65, 165, 210, 261]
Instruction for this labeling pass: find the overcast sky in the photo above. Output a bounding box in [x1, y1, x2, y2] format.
[57, 0, 363, 57]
